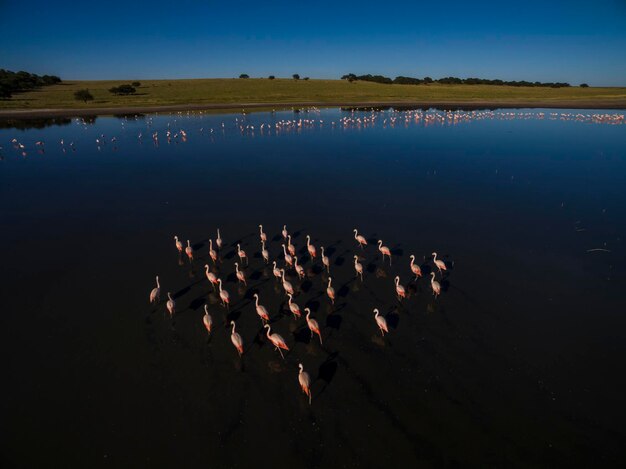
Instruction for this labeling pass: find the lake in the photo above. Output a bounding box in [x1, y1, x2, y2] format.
[1, 107, 625, 468]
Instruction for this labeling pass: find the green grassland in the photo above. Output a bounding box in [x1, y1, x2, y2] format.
[2, 78, 626, 110]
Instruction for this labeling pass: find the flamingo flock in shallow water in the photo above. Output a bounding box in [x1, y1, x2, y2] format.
[150, 225, 451, 405]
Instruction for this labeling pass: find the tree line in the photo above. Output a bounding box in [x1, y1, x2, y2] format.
[0, 69, 62, 98]
[341, 73, 573, 88]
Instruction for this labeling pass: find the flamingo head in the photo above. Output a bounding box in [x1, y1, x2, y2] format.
[299, 363, 304, 372]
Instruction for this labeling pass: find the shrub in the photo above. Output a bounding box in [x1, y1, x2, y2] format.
[292, 74, 300, 80]
[132, 81, 141, 87]
[303, 77, 309, 81]
[74, 89, 94, 102]
[580, 83, 589, 88]
[239, 74, 249, 79]
[268, 75, 275, 80]
[109, 84, 136, 95]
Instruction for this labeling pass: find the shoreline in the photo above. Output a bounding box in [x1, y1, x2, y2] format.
[1, 100, 625, 119]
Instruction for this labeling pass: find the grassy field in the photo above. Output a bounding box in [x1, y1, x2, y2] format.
[1, 78, 626, 110]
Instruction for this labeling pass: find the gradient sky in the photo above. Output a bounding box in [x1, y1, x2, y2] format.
[1, 0, 625, 85]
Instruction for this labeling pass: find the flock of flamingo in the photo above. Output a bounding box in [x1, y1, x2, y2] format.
[148, 225, 450, 405]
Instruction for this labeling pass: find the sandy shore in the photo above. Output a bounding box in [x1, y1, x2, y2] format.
[1, 100, 625, 118]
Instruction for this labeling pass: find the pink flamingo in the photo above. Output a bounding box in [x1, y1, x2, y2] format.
[230, 320, 243, 356]
[430, 272, 441, 298]
[259, 224, 267, 242]
[294, 256, 305, 279]
[272, 261, 282, 280]
[306, 235, 317, 259]
[237, 244, 248, 265]
[374, 308, 389, 336]
[287, 293, 301, 318]
[234, 262, 247, 285]
[394, 276, 406, 300]
[216, 229, 223, 250]
[298, 363, 312, 404]
[378, 240, 391, 265]
[185, 240, 194, 260]
[218, 279, 230, 308]
[282, 224, 288, 240]
[327, 277, 335, 304]
[287, 235, 296, 257]
[281, 244, 293, 267]
[432, 252, 447, 273]
[409, 255, 422, 279]
[149, 276, 160, 303]
[353, 255, 363, 281]
[253, 293, 270, 322]
[281, 269, 294, 296]
[174, 236, 183, 253]
[166, 292, 176, 316]
[209, 239, 217, 264]
[353, 229, 368, 248]
[264, 324, 289, 359]
[305, 308, 322, 344]
[261, 241, 269, 264]
[203, 305, 213, 335]
[204, 264, 218, 290]
[321, 246, 330, 273]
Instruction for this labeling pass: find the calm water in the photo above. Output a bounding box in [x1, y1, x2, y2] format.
[1, 108, 625, 468]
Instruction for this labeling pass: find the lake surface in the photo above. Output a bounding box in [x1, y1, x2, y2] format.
[1, 108, 625, 468]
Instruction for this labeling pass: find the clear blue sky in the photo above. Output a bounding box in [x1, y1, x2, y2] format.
[2, 0, 625, 85]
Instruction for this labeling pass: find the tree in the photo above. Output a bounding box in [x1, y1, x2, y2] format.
[74, 89, 94, 103]
[239, 74, 249, 79]
[268, 75, 275, 80]
[580, 83, 589, 88]
[292, 74, 300, 80]
[303, 77, 310, 81]
[109, 84, 136, 95]
[132, 81, 141, 87]
[423, 77, 433, 83]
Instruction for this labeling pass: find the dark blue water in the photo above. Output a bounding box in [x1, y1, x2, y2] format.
[1, 108, 625, 467]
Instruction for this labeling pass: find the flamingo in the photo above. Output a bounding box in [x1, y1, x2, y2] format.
[230, 320, 243, 356]
[298, 363, 312, 404]
[305, 308, 322, 344]
[149, 276, 160, 303]
[282, 224, 288, 240]
[353, 229, 368, 248]
[353, 255, 363, 281]
[394, 276, 406, 300]
[409, 255, 423, 279]
[264, 324, 289, 358]
[203, 305, 213, 335]
[237, 244, 248, 265]
[294, 256, 305, 279]
[272, 261, 282, 280]
[374, 308, 389, 336]
[430, 272, 441, 298]
[280, 269, 294, 296]
[306, 235, 317, 259]
[209, 239, 218, 264]
[174, 236, 183, 253]
[204, 264, 218, 290]
[321, 246, 330, 273]
[234, 262, 247, 285]
[218, 279, 230, 308]
[378, 240, 392, 265]
[287, 293, 301, 318]
[287, 235, 296, 257]
[261, 241, 269, 264]
[166, 292, 176, 316]
[185, 240, 194, 260]
[216, 229, 223, 250]
[253, 293, 270, 322]
[281, 244, 293, 267]
[432, 252, 447, 273]
[326, 277, 335, 304]
[259, 224, 267, 242]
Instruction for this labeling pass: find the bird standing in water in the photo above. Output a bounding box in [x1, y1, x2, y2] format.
[353, 229, 368, 248]
[149, 276, 160, 303]
[354, 255, 364, 281]
[203, 305, 213, 335]
[394, 276, 406, 300]
[230, 320, 243, 356]
[430, 272, 441, 298]
[264, 324, 289, 359]
[298, 363, 312, 404]
[305, 308, 322, 344]
[374, 308, 389, 336]
[409, 255, 422, 279]
[432, 252, 447, 273]
[326, 277, 336, 304]
[378, 240, 391, 265]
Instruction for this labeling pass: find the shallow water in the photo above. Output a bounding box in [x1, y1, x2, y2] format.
[1, 108, 625, 468]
